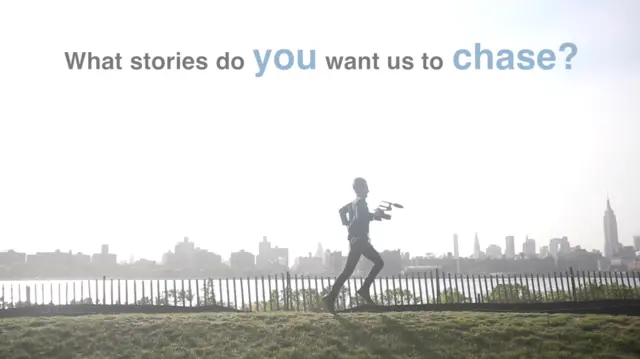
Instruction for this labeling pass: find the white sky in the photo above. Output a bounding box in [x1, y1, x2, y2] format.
[1, 0, 639, 264]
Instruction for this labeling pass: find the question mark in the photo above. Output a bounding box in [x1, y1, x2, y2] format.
[559, 42, 578, 69]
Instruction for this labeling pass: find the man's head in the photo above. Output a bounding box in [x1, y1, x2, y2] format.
[353, 177, 369, 198]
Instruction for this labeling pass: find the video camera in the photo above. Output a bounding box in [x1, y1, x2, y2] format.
[339, 200, 404, 226]
[373, 201, 404, 221]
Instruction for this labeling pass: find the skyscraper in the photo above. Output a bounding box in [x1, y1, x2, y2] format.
[549, 237, 569, 259]
[315, 243, 325, 265]
[473, 232, 481, 259]
[540, 246, 550, 258]
[559, 236, 570, 254]
[453, 233, 459, 259]
[505, 236, 515, 258]
[634, 235, 640, 251]
[523, 236, 536, 258]
[453, 233, 460, 273]
[603, 198, 620, 259]
[549, 237, 560, 259]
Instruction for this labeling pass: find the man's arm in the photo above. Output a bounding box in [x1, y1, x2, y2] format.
[339, 203, 350, 226]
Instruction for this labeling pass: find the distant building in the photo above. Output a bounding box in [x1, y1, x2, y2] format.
[0, 250, 26, 267]
[256, 236, 289, 269]
[193, 248, 222, 268]
[175, 237, 195, 264]
[229, 250, 255, 272]
[409, 256, 430, 266]
[453, 234, 459, 259]
[401, 252, 411, 268]
[292, 253, 324, 275]
[603, 198, 620, 258]
[559, 237, 570, 254]
[159, 237, 195, 267]
[549, 238, 559, 259]
[634, 236, 640, 251]
[161, 251, 174, 266]
[29, 250, 74, 267]
[473, 233, 481, 259]
[539, 246, 550, 258]
[380, 250, 402, 276]
[73, 252, 91, 265]
[549, 237, 569, 259]
[505, 236, 515, 258]
[486, 244, 502, 259]
[523, 237, 536, 258]
[618, 245, 636, 260]
[132, 258, 157, 268]
[325, 250, 344, 275]
[162, 237, 221, 269]
[91, 253, 117, 266]
[91, 244, 117, 266]
[315, 243, 325, 264]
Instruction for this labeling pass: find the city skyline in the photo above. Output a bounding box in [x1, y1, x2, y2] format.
[1, 196, 639, 264]
[2, 194, 639, 282]
[3, 197, 638, 266]
[2, 222, 638, 282]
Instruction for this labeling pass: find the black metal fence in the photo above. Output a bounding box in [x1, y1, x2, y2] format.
[1, 268, 639, 312]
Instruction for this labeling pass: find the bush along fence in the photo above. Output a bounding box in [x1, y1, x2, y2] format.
[1, 268, 639, 312]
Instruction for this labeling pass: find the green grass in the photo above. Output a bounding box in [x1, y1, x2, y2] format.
[1, 311, 639, 359]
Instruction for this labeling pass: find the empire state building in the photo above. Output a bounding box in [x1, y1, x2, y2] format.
[603, 198, 620, 259]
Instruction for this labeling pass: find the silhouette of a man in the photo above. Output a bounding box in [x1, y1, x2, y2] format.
[323, 177, 385, 313]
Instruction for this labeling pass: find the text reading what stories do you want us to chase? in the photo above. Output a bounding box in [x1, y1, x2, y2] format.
[64, 43, 579, 77]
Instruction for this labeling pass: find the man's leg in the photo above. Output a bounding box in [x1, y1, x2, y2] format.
[357, 241, 384, 304]
[323, 239, 363, 313]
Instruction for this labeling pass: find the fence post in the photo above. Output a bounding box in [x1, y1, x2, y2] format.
[569, 267, 577, 302]
[435, 269, 441, 304]
[26, 286, 31, 306]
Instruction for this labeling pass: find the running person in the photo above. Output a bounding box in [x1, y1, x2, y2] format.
[323, 177, 385, 313]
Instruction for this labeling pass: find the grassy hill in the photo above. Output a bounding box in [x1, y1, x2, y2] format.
[1, 311, 639, 358]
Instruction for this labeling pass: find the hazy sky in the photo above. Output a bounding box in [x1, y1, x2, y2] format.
[1, 0, 639, 264]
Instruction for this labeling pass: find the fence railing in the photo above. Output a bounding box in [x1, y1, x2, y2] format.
[1, 268, 639, 312]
